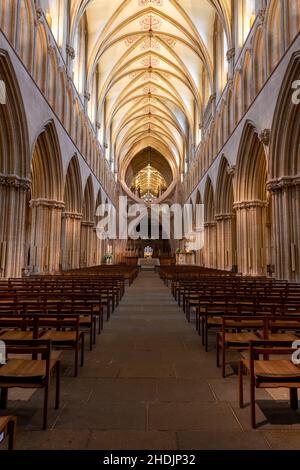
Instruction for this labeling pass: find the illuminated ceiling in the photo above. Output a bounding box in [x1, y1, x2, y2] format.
[125, 146, 172, 197]
[69, 0, 231, 199]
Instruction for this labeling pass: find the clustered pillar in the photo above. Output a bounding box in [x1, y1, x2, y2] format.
[234, 200, 267, 276]
[204, 222, 217, 268]
[29, 199, 64, 273]
[268, 178, 300, 282]
[61, 211, 82, 270]
[0, 175, 30, 278]
[216, 214, 236, 271]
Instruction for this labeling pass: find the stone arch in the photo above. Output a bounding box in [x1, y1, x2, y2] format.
[252, 25, 265, 96]
[31, 122, 63, 201]
[80, 175, 95, 267]
[215, 156, 237, 271]
[47, 47, 58, 110]
[234, 123, 269, 275]
[0, 51, 30, 278]
[242, 50, 252, 113]
[285, 0, 300, 46]
[61, 155, 83, 270]
[17, 0, 35, 73]
[268, 52, 300, 281]
[203, 177, 217, 268]
[270, 52, 300, 179]
[266, 0, 282, 75]
[34, 22, 48, 94]
[0, 0, 17, 45]
[29, 121, 64, 273]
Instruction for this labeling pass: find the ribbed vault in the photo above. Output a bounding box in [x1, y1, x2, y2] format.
[69, 0, 231, 201]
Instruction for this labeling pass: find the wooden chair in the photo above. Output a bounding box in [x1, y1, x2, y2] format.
[0, 416, 16, 450]
[239, 340, 300, 428]
[217, 316, 267, 378]
[36, 315, 84, 377]
[0, 339, 60, 430]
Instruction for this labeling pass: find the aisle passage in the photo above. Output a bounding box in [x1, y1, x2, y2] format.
[5, 272, 299, 450]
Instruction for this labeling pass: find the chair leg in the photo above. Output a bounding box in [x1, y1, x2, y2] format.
[55, 361, 60, 410]
[222, 343, 226, 378]
[250, 381, 256, 429]
[89, 324, 93, 352]
[74, 346, 79, 377]
[81, 333, 85, 367]
[216, 335, 220, 368]
[290, 388, 298, 410]
[43, 384, 49, 430]
[0, 388, 8, 409]
[201, 318, 205, 345]
[238, 361, 244, 408]
[7, 418, 16, 450]
[205, 322, 208, 352]
[93, 319, 96, 344]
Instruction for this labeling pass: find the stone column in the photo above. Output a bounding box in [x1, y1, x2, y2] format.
[234, 200, 267, 276]
[29, 198, 64, 273]
[216, 213, 236, 271]
[0, 174, 31, 278]
[80, 221, 94, 267]
[93, 226, 102, 266]
[204, 222, 217, 268]
[61, 211, 82, 270]
[268, 177, 300, 282]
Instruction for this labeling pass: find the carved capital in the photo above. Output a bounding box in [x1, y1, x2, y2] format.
[30, 198, 65, 210]
[227, 165, 236, 177]
[234, 200, 268, 210]
[81, 221, 95, 228]
[96, 121, 101, 130]
[63, 211, 83, 220]
[84, 91, 91, 101]
[258, 8, 266, 23]
[35, 7, 43, 20]
[215, 213, 235, 222]
[0, 174, 31, 191]
[267, 176, 300, 193]
[204, 221, 217, 228]
[226, 48, 235, 62]
[66, 44, 75, 60]
[259, 129, 271, 146]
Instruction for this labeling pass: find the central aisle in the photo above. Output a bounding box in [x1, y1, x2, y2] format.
[14, 272, 282, 449]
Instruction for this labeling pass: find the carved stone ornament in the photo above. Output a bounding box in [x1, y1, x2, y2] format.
[30, 198, 65, 210]
[66, 44, 75, 60]
[226, 48, 235, 62]
[259, 129, 271, 146]
[0, 174, 31, 191]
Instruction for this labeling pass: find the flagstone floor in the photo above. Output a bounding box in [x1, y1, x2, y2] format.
[2, 271, 300, 450]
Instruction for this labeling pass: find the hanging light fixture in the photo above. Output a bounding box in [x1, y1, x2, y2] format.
[144, 147, 153, 203]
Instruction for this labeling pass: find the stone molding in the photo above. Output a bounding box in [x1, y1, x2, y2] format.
[0, 174, 31, 191]
[233, 200, 268, 210]
[267, 176, 300, 193]
[63, 211, 83, 220]
[30, 198, 65, 210]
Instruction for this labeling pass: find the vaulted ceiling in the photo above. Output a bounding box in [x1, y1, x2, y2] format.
[69, 0, 231, 200]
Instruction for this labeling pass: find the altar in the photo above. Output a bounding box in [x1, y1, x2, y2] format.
[137, 258, 160, 270]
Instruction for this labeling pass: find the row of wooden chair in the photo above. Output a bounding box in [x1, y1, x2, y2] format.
[166, 267, 300, 428]
[0, 266, 137, 444]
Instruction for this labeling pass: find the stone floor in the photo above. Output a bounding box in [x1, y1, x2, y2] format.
[1, 271, 300, 450]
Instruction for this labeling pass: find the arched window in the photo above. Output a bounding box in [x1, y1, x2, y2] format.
[243, 0, 256, 42]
